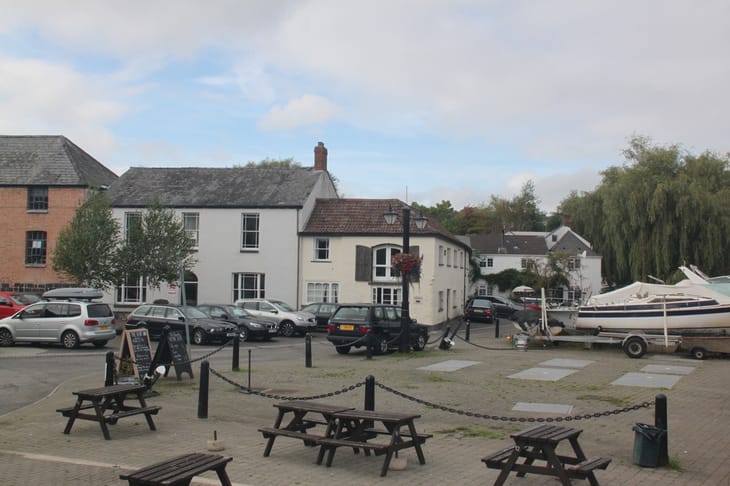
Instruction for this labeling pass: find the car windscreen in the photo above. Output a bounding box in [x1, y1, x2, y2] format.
[11, 293, 42, 305]
[227, 306, 249, 317]
[470, 299, 491, 308]
[331, 306, 370, 321]
[271, 300, 295, 312]
[182, 306, 209, 319]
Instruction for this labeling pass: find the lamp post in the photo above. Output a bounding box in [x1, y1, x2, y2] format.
[384, 205, 428, 353]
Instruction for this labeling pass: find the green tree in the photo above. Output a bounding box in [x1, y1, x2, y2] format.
[116, 197, 196, 289]
[52, 192, 120, 289]
[242, 157, 301, 168]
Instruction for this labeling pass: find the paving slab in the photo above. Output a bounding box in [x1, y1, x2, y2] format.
[418, 359, 480, 371]
[611, 372, 683, 389]
[508, 367, 578, 381]
[640, 364, 695, 375]
[539, 358, 594, 368]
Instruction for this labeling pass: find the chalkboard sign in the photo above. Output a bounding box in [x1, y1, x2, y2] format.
[118, 329, 152, 381]
[152, 328, 193, 380]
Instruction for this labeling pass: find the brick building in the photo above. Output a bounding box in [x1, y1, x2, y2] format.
[0, 136, 118, 292]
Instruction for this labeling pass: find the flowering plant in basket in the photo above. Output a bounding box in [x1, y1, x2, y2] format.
[391, 252, 423, 279]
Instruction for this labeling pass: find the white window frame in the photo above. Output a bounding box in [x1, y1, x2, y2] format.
[372, 286, 401, 305]
[25, 230, 47, 265]
[477, 285, 488, 296]
[241, 213, 260, 250]
[124, 212, 142, 242]
[487, 257, 493, 267]
[479, 256, 487, 268]
[373, 245, 401, 281]
[183, 212, 200, 249]
[306, 282, 339, 303]
[233, 272, 265, 300]
[447, 248, 452, 267]
[313, 237, 330, 261]
[115, 275, 147, 304]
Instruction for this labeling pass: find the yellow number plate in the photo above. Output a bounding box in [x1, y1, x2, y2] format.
[98, 325, 109, 330]
[339, 324, 355, 331]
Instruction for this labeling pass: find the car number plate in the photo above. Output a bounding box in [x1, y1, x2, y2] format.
[339, 324, 355, 331]
[98, 325, 109, 330]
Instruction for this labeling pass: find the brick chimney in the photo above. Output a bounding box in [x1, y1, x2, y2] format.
[314, 142, 327, 171]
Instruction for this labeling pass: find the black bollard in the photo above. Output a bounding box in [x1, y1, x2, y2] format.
[104, 351, 115, 386]
[494, 318, 500, 338]
[364, 375, 375, 411]
[248, 349, 252, 391]
[305, 334, 312, 368]
[654, 394, 669, 466]
[465, 320, 471, 341]
[366, 332, 373, 360]
[232, 333, 240, 371]
[198, 360, 209, 419]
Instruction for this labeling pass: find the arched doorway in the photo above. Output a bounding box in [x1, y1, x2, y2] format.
[183, 271, 198, 306]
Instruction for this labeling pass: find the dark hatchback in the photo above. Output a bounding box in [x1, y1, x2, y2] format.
[300, 302, 339, 331]
[197, 304, 278, 341]
[125, 304, 239, 345]
[326, 303, 428, 355]
[464, 298, 495, 323]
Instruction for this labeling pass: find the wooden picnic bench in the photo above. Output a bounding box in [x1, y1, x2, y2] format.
[316, 408, 432, 477]
[258, 400, 354, 456]
[482, 424, 610, 486]
[57, 383, 161, 440]
[119, 452, 232, 486]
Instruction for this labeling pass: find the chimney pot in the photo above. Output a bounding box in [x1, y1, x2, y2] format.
[314, 142, 328, 171]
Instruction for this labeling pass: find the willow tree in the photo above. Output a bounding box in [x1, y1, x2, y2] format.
[558, 136, 730, 285]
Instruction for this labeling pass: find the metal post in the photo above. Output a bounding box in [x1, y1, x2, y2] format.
[655, 394, 669, 466]
[465, 320, 471, 341]
[495, 318, 500, 338]
[399, 207, 411, 353]
[305, 334, 312, 368]
[366, 332, 373, 360]
[104, 351, 115, 386]
[364, 375, 375, 411]
[197, 360, 209, 419]
[248, 349, 252, 391]
[232, 333, 240, 371]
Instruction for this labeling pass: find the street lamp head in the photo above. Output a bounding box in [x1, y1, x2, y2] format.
[414, 212, 428, 230]
[383, 204, 398, 225]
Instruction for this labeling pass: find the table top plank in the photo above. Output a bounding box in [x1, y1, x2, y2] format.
[331, 409, 421, 422]
[74, 383, 147, 398]
[511, 424, 581, 444]
[274, 401, 354, 414]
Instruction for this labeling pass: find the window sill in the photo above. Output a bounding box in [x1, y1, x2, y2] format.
[240, 248, 259, 253]
[27, 209, 49, 213]
[312, 259, 331, 263]
[25, 264, 46, 268]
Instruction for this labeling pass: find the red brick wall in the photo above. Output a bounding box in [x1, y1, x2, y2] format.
[0, 187, 86, 290]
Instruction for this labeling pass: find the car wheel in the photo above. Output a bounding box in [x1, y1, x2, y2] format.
[335, 345, 351, 355]
[691, 347, 707, 360]
[93, 340, 108, 348]
[374, 335, 389, 355]
[280, 321, 296, 337]
[412, 333, 426, 351]
[239, 328, 249, 342]
[193, 328, 207, 345]
[623, 336, 647, 359]
[62, 330, 80, 349]
[0, 328, 14, 346]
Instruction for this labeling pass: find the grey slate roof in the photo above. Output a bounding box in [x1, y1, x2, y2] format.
[0, 135, 118, 187]
[302, 198, 470, 250]
[106, 166, 329, 208]
[468, 232, 548, 255]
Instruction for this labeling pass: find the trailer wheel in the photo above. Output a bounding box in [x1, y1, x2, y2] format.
[691, 347, 707, 360]
[623, 336, 647, 359]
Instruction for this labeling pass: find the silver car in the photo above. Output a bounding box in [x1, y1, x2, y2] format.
[0, 299, 116, 349]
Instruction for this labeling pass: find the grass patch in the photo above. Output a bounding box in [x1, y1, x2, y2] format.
[669, 457, 683, 472]
[426, 375, 450, 383]
[576, 394, 630, 407]
[435, 425, 504, 439]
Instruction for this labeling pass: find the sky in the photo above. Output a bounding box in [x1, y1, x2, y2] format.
[1, 1, 729, 213]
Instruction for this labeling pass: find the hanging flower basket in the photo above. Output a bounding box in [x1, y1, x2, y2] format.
[391, 252, 423, 280]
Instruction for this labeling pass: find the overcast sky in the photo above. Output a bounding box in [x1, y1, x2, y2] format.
[1, 1, 728, 212]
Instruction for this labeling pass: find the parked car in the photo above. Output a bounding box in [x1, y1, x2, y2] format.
[235, 298, 316, 337]
[326, 303, 428, 355]
[0, 288, 115, 349]
[125, 304, 239, 345]
[464, 298, 495, 323]
[197, 303, 278, 341]
[479, 295, 524, 319]
[0, 291, 42, 319]
[300, 302, 339, 331]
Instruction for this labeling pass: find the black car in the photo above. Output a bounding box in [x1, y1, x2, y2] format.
[480, 295, 523, 319]
[197, 304, 278, 341]
[326, 303, 428, 355]
[125, 304, 239, 345]
[464, 298, 495, 323]
[300, 302, 339, 330]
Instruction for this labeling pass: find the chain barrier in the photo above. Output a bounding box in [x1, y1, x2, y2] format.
[209, 366, 364, 401]
[374, 381, 653, 422]
[453, 333, 516, 351]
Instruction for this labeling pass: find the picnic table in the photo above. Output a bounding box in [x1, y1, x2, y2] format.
[258, 400, 354, 456]
[120, 452, 232, 486]
[316, 408, 432, 477]
[482, 424, 610, 486]
[57, 383, 161, 440]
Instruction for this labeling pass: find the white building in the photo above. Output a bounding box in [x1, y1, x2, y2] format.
[300, 198, 471, 326]
[467, 227, 602, 304]
[105, 142, 338, 311]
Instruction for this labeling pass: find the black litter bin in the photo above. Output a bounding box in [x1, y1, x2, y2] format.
[632, 423, 666, 467]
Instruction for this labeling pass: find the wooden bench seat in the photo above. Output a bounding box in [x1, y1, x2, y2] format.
[259, 427, 324, 443]
[107, 406, 162, 423]
[566, 457, 612, 475]
[120, 452, 232, 486]
[482, 447, 515, 468]
[56, 404, 97, 415]
[316, 437, 390, 453]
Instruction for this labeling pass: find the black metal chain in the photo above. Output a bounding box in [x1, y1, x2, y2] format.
[374, 381, 653, 422]
[453, 333, 516, 351]
[209, 366, 363, 400]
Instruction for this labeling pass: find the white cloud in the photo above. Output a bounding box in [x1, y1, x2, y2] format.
[258, 94, 338, 130]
